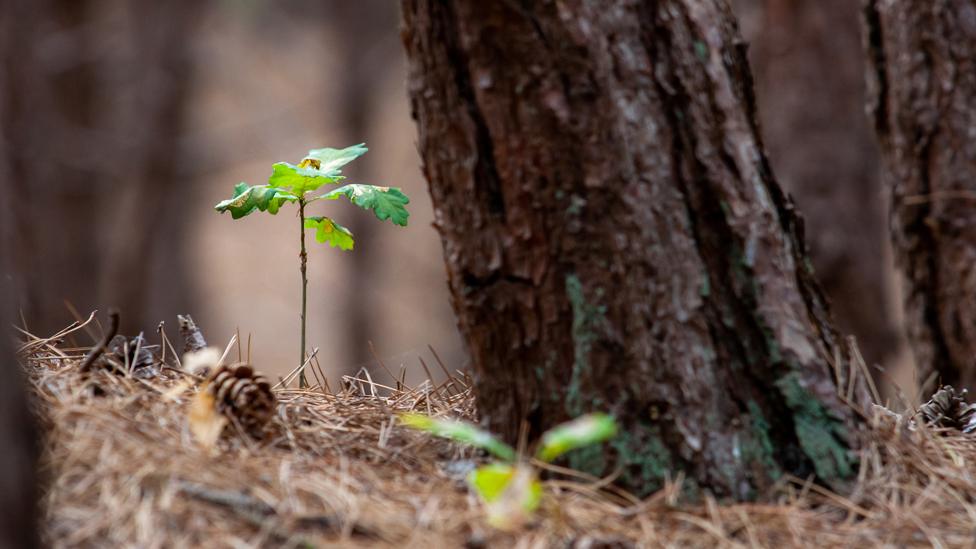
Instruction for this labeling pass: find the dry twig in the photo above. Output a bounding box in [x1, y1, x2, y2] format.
[78, 309, 119, 373]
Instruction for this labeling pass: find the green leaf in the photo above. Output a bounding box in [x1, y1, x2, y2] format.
[468, 463, 517, 503]
[303, 143, 368, 174]
[268, 162, 341, 195]
[321, 184, 410, 226]
[215, 183, 298, 219]
[304, 216, 354, 250]
[399, 413, 516, 461]
[535, 413, 618, 463]
[468, 463, 542, 530]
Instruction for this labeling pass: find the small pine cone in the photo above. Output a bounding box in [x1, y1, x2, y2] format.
[919, 385, 976, 434]
[209, 363, 275, 437]
[102, 334, 159, 378]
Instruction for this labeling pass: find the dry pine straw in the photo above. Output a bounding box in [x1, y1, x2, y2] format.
[17, 321, 976, 548]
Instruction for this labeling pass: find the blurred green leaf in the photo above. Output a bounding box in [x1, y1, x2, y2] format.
[304, 143, 368, 174]
[535, 413, 618, 463]
[399, 413, 515, 461]
[268, 162, 341, 195]
[304, 216, 354, 250]
[468, 463, 516, 503]
[321, 184, 410, 226]
[469, 463, 542, 530]
[215, 182, 297, 219]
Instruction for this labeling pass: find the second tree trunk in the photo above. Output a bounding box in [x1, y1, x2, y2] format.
[863, 0, 976, 391]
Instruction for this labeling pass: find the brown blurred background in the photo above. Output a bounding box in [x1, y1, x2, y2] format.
[0, 0, 911, 386]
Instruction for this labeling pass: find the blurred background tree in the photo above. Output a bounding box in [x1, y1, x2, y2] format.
[863, 0, 976, 393]
[322, 0, 403, 372]
[732, 0, 911, 387]
[0, 0, 201, 336]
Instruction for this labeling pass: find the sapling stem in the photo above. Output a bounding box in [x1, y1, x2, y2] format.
[298, 197, 309, 388]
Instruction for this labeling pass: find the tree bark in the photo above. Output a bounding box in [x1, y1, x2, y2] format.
[0, 137, 41, 549]
[862, 0, 976, 391]
[0, 291, 40, 549]
[733, 0, 901, 373]
[401, 0, 867, 499]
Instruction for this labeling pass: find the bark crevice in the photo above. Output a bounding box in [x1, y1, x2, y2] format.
[443, 2, 508, 220]
[863, 0, 890, 137]
[863, 0, 976, 389]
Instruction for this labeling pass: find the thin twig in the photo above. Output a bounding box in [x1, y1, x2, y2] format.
[428, 344, 458, 396]
[64, 300, 99, 342]
[14, 311, 95, 355]
[79, 310, 120, 373]
[275, 347, 319, 389]
[312, 353, 331, 394]
[157, 321, 167, 366]
[309, 359, 325, 389]
[217, 334, 239, 367]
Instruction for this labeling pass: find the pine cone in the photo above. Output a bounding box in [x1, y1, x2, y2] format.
[918, 385, 976, 434]
[100, 334, 159, 378]
[208, 363, 275, 437]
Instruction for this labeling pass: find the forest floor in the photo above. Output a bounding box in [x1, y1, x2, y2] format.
[21, 318, 976, 548]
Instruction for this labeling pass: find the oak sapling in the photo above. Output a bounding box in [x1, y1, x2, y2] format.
[400, 412, 617, 529]
[214, 144, 410, 387]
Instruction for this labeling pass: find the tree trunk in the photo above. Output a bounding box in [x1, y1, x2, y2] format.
[401, 0, 867, 499]
[0, 143, 40, 549]
[733, 0, 902, 374]
[100, 1, 202, 333]
[324, 0, 400, 372]
[0, 291, 40, 549]
[862, 0, 976, 391]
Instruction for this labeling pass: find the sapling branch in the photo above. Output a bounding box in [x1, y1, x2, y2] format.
[214, 143, 410, 389]
[298, 197, 309, 388]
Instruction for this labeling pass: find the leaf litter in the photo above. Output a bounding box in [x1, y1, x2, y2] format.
[18, 316, 976, 547]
